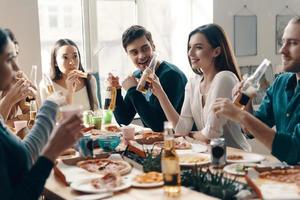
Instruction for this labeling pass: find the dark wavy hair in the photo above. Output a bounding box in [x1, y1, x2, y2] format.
[4, 28, 19, 71]
[187, 24, 241, 80]
[122, 25, 155, 51]
[50, 39, 95, 110]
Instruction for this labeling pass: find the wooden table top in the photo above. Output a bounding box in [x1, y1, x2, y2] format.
[44, 147, 278, 200]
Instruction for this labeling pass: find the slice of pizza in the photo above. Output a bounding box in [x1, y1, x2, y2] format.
[91, 172, 121, 189]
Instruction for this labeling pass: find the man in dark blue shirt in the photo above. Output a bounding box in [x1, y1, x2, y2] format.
[110, 25, 187, 131]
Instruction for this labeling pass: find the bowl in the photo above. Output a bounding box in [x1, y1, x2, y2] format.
[97, 134, 121, 152]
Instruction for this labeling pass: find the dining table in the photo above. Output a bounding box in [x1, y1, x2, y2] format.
[43, 140, 279, 200]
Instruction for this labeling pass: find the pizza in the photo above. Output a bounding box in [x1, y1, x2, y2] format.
[227, 155, 244, 160]
[135, 131, 164, 144]
[91, 172, 121, 189]
[179, 155, 209, 164]
[73, 70, 88, 79]
[154, 137, 191, 149]
[259, 168, 300, 183]
[105, 125, 121, 132]
[134, 171, 163, 183]
[77, 158, 131, 175]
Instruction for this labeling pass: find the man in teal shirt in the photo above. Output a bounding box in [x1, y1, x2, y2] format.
[213, 16, 300, 164]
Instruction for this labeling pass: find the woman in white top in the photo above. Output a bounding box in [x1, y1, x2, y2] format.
[40, 39, 99, 111]
[152, 24, 250, 151]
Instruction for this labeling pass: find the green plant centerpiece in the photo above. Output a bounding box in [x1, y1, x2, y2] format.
[181, 166, 248, 200]
[142, 145, 162, 172]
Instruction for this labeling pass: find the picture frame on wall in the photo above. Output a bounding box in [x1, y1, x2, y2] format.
[234, 15, 257, 57]
[275, 15, 295, 54]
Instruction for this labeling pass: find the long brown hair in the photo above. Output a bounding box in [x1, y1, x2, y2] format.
[50, 39, 95, 110]
[187, 24, 241, 80]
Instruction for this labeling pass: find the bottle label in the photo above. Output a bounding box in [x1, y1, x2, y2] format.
[162, 159, 179, 174]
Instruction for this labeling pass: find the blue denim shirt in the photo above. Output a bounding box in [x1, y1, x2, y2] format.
[255, 73, 300, 164]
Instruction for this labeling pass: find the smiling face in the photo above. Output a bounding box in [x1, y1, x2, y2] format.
[125, 36, 155, 71]
[55, 45, 80, 75]
[188, 32, 220, 73]
[279, 22, 300, 74]
[0, 38, 15, 90]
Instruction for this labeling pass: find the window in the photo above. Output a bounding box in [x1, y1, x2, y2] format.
[92, 0, 213, 98]
[94, 0, 137, 95]
[49, 15, 58, 28]
[38, 0, 85, 74]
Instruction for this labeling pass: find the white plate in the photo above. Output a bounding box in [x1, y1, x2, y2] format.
[227, 153, 265, 163]
[223, 163, 257, 176]
[131, 180, 164, 188]
[70, 177, 131, 194]
[178, 153, 210, 166]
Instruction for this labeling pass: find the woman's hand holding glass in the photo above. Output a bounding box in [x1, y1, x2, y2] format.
[41, 114, 84, 162]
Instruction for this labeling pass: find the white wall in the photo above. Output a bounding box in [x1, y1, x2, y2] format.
[213, 0, 300, 71]
[0, 0, 42, 79]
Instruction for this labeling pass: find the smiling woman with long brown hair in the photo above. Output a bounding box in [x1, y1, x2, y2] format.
[151, 24, 250, 150]
[40, 39, 99, 111]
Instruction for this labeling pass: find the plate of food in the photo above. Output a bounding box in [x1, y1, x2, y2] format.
[131, 171, 164, 188]
[104, 125, 121, 133]
[153, 137, 192, 150]
[135, 131, 164, 145]
[227, 153, 265, 163]
[223, 163, 257, 176]
[76, 158, 132, 175]
[71, 172, 131, 193]
[178, 153, 210, 166]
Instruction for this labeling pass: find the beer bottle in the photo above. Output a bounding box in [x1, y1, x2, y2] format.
[28, 100, 37, 127]
[136, 53, 158, 94]
[103, 80, 116, 111]
[43, 73, 55, 96]
[234, 58, 271, 109]
[161, 121, 181, 197]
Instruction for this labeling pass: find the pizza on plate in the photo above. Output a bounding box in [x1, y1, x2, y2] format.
[154, 137, 191, 149]
[91, 172, 121, 189]
[105, 125, 121, 132]
[179, 155, 209, 164]
[259, 168, 300, 183]
[77, 158, 131, 175]
[134, 171, 163, 184]
[135, 131, 163, 144]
